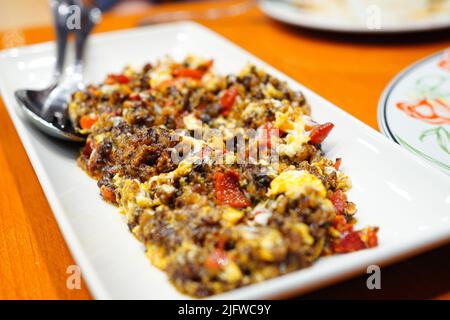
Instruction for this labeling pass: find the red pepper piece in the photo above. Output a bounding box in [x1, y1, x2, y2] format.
[79, 114, 98, 130]
[100, 185, 116, 203]
[129, 92, 141, 101]
[216, 235, 228, 250]
[204, 248, 228, 271]
[173, 68, 204, 79]
[333, 231, 366, 253]
[334, 158, 342, 170]
[330, 190, 347, 214]
[106, 73, 130, 84]
[82, 140, 93, 158]
[220, 87, 239, 116]
[333, 215, 352, 233]
[364, 227, 379, 248]
[214, 170, 250, 208]
[309, 122, 334, 145]
[116, 74, 130, 84]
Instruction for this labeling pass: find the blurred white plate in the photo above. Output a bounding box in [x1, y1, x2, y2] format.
[0, 22, 449, 299]
[378, 49, 450, 174]
[259, 0, 450, 33]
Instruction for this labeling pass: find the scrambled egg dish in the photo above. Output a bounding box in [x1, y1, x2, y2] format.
[69, 56, 378, 297]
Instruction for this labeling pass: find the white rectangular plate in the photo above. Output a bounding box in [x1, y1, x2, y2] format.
[0, 22, 449, 300]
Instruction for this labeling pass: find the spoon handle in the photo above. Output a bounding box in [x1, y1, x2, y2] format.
[50, 0, 72, 81]
[73, 1, 101, 75]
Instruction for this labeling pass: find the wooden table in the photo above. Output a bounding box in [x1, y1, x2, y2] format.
[0, 2, 449, 300]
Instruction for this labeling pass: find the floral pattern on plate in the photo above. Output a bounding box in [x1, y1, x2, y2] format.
[378, 49, 450, 173]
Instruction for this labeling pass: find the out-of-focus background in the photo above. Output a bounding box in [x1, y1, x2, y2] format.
[0, 0, 249, 48]
[0, 0, 191, 31]
[0, 0, 51, 30]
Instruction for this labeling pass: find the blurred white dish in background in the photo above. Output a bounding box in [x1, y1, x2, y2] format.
[261, 0, 450, 33]
[346, 0, 448, 24]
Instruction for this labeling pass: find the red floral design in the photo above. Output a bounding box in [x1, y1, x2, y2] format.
[396, 98, 450, 125]
[438, 50, 450, 72]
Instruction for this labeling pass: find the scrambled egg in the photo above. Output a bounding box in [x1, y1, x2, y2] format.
[267, 170, 326, 200]
[183, 114, 203, 130]
[293, 223, 315, 245]
[149, 61, 173, 88]
[222, 207, 244, 225]
[149, 158, 194, 185]
[274, 111, 310, 157]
